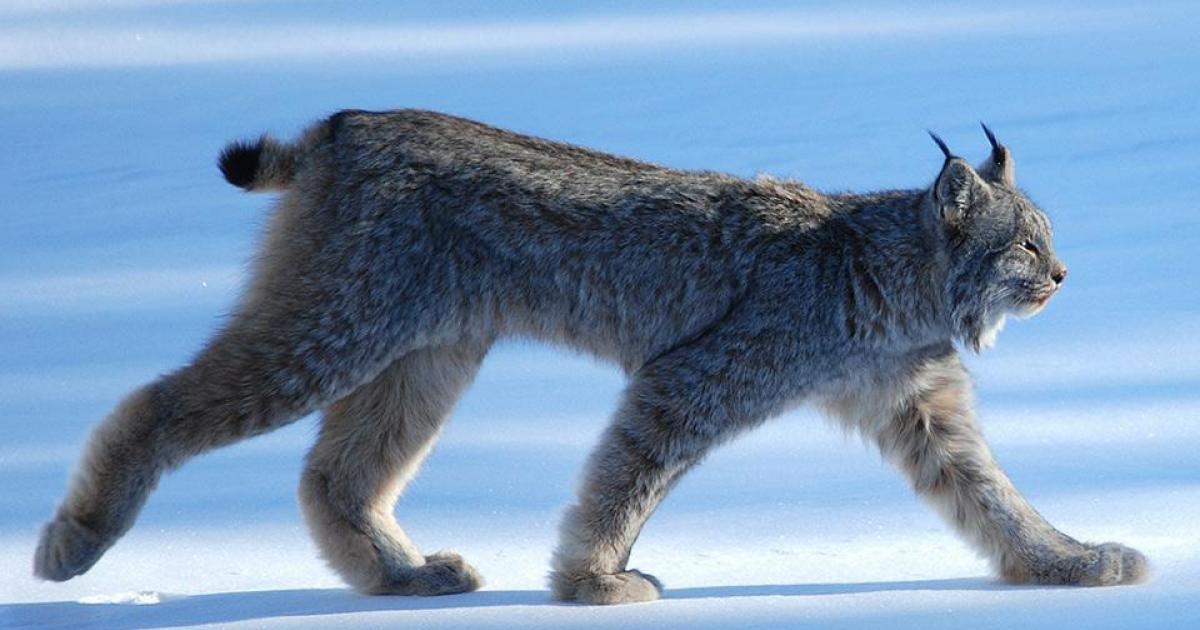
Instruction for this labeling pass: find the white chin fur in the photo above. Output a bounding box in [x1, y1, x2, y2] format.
[1016, 300, 1048, 319]
[977, 314, 1007, 350]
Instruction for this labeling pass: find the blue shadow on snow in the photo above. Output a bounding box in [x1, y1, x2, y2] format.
[3, 578, 1013, 629]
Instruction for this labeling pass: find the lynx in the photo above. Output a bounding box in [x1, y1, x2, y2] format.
[35, 110, 1146, 604]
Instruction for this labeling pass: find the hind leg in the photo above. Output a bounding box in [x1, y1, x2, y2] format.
[300, 339, 490, 595]
[34, 302, 425, 582]
[33, 379, 177, 581]
[33, 326, 381, 581]
[35, 173, 462, 582]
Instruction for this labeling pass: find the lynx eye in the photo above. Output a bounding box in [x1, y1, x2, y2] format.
[1019, 241, 1040, 257]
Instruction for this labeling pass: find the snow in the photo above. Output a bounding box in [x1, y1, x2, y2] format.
[2, 1, 1198, 628]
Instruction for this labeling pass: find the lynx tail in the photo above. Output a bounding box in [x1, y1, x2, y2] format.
[218, 135, 297, 192]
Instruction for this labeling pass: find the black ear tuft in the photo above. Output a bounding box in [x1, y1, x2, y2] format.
[980, 121, 1000, 151]
[218, 138, 263, 190]
[976, 122, 1015, 186]
[927, 130, 955, 161]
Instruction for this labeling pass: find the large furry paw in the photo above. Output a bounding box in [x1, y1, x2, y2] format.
[1071, 543, 1149, 586]
[34, 516, 109, 581]
[552, 569, 663, 605]
[378, 552, 483, 596]
[1011, 542, 1148, 586]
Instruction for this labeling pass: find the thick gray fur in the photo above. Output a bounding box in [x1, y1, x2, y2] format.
[34, 110, 1145, 603]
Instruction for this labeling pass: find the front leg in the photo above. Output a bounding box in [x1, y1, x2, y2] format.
[550, 377, 731, 605]
[549, 411, 686, 605]
[551, 314, 799, 604]
[852, 353, 1147, 586]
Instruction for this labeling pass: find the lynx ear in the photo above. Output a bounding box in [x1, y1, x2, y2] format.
[932, 157, 986, 225]
[977, 122, 1015, 186]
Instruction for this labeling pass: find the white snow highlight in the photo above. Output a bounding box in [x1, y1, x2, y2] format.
[0, 6, 1127, 70]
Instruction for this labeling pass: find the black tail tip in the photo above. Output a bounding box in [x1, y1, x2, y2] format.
[218, 138, 262, 189]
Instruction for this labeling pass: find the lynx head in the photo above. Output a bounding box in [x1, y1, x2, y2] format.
[926, 124, 1067, 352]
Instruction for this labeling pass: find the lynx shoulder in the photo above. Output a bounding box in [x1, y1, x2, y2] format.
[35, 110, 1144, 603]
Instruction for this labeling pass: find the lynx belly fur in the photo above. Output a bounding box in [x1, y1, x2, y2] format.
[34, 110, 1146, 603]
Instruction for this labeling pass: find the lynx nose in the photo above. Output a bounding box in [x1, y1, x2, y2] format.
[1051, 265, 1067, 286]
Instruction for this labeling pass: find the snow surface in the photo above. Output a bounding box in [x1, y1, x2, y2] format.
[2, 1, 1199, 628]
